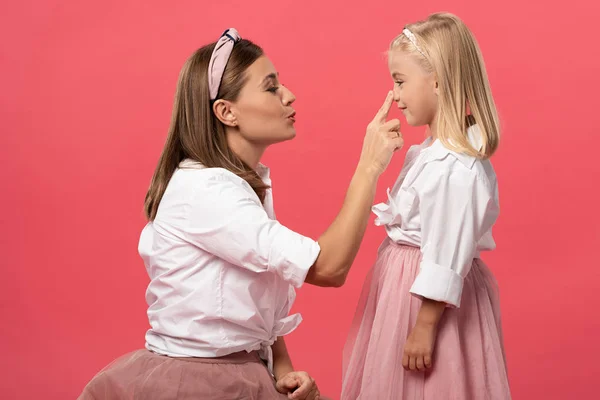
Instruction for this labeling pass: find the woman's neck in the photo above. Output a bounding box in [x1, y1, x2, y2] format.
[226, 130, 266, 169]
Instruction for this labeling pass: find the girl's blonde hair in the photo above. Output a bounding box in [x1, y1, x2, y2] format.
[390, 12, 499, 159]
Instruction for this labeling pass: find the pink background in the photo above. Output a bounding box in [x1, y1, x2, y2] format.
[2, 0, 599, 398]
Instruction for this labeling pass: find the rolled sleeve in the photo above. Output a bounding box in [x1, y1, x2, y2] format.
[410, 260, 463, 307]
[175, 171, 320, 288]
[409, 164, 498, 307]
[269, 230, 320, 287]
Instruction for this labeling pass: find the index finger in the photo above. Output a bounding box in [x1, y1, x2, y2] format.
[374, 91, 394, 123]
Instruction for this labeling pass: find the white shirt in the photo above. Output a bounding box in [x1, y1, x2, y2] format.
[372, 125, 499, 307]
[138, 160, 321, 373]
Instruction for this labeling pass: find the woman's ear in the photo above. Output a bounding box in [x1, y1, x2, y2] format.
[213, 100, 238, 127]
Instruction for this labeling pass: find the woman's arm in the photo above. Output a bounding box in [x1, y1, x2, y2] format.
[306, 92, 403, 287]
[272, 338, 319, 399]
[174, 93, 402, 290]
[272, 337, 294, 381]
[305, 165, 380, 287]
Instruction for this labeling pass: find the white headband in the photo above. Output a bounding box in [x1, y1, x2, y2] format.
[402, 28, 426, 58]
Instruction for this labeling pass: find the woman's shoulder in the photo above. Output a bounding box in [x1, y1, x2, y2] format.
[175, 159, 248, 187]
[156, 161, 261, 224]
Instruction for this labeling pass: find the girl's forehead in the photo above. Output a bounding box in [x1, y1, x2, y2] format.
[388, 50, 426, 75]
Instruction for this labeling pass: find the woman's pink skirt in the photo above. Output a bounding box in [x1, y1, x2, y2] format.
[78, 349, 288, 399]
[342, 240, 511, 399]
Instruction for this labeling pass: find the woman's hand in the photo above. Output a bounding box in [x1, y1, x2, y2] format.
[358, 91, 404, 177]
[275, 371, 320, 400]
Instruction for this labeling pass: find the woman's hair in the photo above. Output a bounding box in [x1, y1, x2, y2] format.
[390, 12, 499, 159]
[144, 39, 269, 221]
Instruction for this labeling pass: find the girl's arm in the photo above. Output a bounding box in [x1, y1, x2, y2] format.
[404, 161, 498, 371]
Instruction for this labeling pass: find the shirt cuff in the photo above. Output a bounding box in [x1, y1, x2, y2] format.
[269, 232, 321, 288]
[409, 260, 464, 308]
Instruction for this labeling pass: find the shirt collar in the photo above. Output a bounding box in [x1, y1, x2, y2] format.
[178, 159, 271, 183]
[255, 163, 271, 183]
[425, 124, 483, 169]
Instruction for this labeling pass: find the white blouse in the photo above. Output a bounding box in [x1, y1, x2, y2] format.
[138, 160, 321, 373]
[372, 125, 500, 307]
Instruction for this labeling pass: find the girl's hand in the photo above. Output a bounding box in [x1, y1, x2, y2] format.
[402, 321, 438, 371]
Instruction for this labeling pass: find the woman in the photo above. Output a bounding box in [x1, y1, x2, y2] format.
[79, 28, 403, 400]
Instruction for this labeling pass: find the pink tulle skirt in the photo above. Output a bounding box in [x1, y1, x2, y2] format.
[342, 239, 511, 399]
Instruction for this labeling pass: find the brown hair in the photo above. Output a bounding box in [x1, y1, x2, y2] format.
[390, 12, 500, 159]
[144, 39, 269, 220]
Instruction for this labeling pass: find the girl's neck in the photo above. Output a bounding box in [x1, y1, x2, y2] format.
[428, 118, 438, 139]
[426, 120, 438, 146]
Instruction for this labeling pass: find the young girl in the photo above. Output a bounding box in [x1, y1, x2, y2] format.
[78, 28, 403, 399]
[342, 13, 511, 399]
